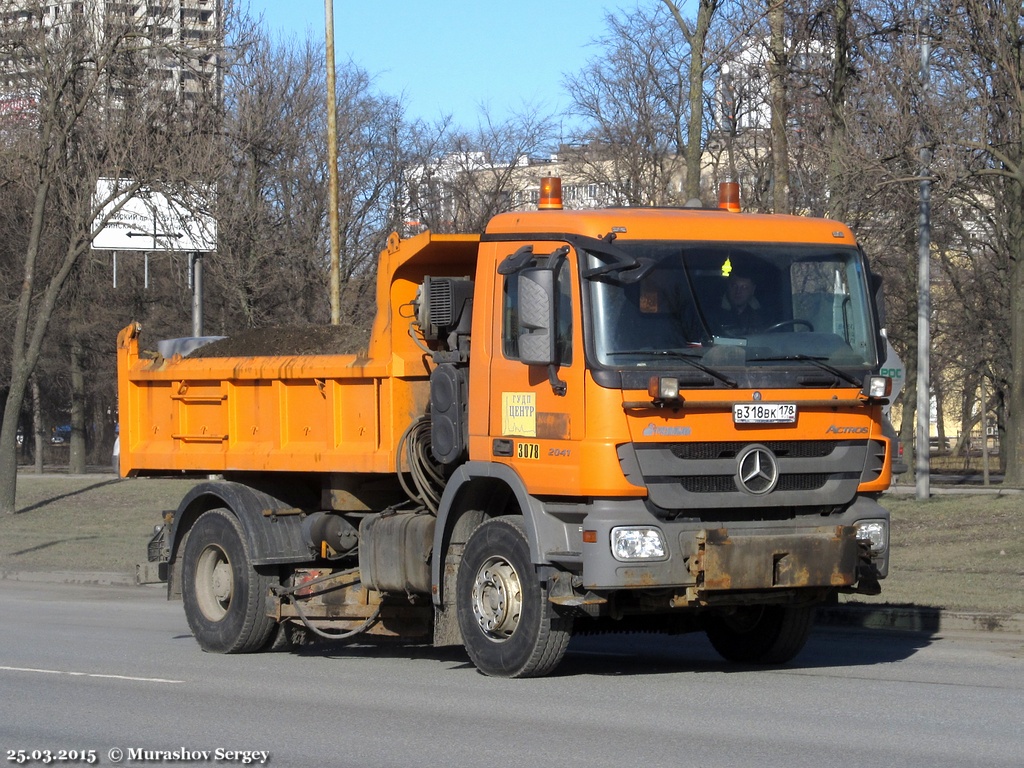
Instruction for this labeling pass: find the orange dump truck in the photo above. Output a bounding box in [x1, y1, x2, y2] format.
[119, 181, 893, 677]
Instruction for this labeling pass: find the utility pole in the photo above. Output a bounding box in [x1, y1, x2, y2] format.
[915, 1, 932, 500]
[325, 0, 341, 325]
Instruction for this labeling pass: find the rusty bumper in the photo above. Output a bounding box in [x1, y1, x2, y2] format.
[578, 496, 887, 601]
[695, 526, 858, 591]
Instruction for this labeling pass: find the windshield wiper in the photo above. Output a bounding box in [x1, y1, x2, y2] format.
[753, 354, 862, 387]
[607, 349, 738, 388]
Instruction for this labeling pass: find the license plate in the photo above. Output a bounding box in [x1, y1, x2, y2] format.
[733, 403, 797, 424]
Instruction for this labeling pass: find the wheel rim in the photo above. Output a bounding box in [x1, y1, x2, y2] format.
[194, 544, 233, 622]
[470, 555, 523, 641]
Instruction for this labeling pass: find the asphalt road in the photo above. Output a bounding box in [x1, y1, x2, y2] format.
[1, 581, 1021, 768]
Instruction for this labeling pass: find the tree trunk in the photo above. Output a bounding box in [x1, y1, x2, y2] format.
[898, 339, 919, 482]
[957, 372, 978, 455]
[1, 372, 32, 513]
[1003, 178, 1024, 485]
[826, 0, 851, 219]
[996, 388, 1008, 475]
[0, 193, 92, 511]
[767, 0, 790, 213]
[32, 377, 43, 475]
[0, 178, 50, 514]
[70, 339, 86, 474]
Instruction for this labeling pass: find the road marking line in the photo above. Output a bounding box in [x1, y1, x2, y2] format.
[0, 665, 184, 684]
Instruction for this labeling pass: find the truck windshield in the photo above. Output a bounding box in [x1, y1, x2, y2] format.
[584, 242, 879, 377]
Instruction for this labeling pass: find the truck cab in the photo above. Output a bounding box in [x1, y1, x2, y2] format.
[418, 188, 891, 675]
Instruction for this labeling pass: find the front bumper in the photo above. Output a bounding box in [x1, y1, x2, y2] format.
[580, 495, 889, 603]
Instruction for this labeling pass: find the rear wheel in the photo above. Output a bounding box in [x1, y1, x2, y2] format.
[181, 509, 276, 653]
[705, 604, 814, 664]
[456, 516, 572, 678]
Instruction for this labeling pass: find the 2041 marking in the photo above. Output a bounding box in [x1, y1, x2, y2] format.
[515, 444, 571, 460]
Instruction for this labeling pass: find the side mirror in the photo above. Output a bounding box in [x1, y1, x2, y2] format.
[517, 267, 558, 366]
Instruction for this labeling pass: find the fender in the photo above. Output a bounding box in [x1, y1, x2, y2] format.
[430, 461, 581, 607]
[168, 480, 315, 569]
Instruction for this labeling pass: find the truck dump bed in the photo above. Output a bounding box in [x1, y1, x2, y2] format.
[116, 231, 480, 477]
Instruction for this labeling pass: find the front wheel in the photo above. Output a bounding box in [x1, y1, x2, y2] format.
[456, 517, 573, 678]
[181, 509, 276, 653]
[705, 604, 814, 664]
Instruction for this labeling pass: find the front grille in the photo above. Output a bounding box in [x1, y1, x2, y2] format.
[678, 473, 831, 494]
[669, 440, 837, 461]
[777, 473, 830, 492]
[624, 439, 868, 510]
[680, 476, 737, 493]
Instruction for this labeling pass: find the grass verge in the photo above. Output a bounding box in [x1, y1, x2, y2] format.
[843, 494, 1024, 615]
[2, 473, 201, 574]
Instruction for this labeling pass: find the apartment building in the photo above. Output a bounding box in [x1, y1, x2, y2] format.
[0, 0, 222, 121]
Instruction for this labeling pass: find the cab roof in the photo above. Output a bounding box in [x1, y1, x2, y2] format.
[484, 207, 857, 247]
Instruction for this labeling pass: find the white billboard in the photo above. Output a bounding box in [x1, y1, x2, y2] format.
[91, 178, 217, 252]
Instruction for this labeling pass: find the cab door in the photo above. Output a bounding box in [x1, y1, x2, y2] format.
[487, 242, 585, 495]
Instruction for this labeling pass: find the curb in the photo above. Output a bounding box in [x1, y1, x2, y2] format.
[887, 485, 1023, 496]
[0, 569, 138, 588]
[2, 568, 1020, 636]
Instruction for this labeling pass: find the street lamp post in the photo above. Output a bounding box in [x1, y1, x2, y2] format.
[915, 1, 932, 501]
[325, 0, 341, 325]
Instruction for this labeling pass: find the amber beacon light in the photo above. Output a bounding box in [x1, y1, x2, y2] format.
[538, 176, 563, 210]
[718, 181, 741, 212]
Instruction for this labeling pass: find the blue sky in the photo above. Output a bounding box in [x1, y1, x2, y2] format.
[242, 0, 638, 129]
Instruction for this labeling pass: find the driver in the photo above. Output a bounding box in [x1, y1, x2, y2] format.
[715, 265, 766, 335]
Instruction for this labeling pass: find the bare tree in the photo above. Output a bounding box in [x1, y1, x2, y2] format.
[703, 0, 792, 213]
[926, 0, 1024, 481]
[213, 31, 332, 329]
[0, 2, 226, 513]
[211, 29, 409, 345]
[563, 5, 690, 205]
[331, 64, 408, 336]
[405, 104, 556, 234]
[663, 0, 722, 200]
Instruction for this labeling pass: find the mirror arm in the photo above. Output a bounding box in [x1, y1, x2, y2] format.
[547, 364, 567, 397]
[546, 246, 570, 396]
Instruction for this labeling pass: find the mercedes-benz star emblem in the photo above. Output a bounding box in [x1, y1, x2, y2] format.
[736, 445, 779, 495]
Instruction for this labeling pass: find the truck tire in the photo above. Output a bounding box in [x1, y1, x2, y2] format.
[181, 509, 276, 654]
[705, 604, 814, 665]
[456, 516, 572, 678]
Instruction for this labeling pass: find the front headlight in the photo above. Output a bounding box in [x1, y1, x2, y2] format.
[855, 519, 889, 555]
[610, 527, 667, 561]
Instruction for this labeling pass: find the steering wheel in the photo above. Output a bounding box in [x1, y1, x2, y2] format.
[764, 319, 814, 333]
